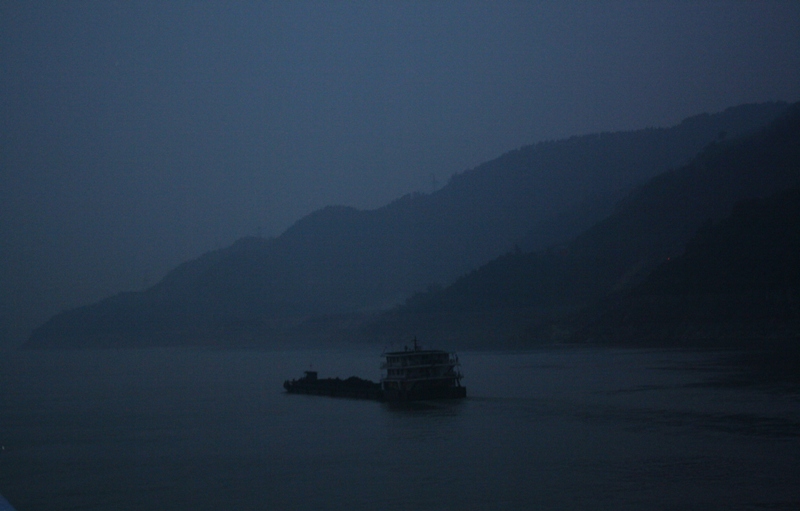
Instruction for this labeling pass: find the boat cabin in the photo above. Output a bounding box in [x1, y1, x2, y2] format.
[380, 339, 465, 400]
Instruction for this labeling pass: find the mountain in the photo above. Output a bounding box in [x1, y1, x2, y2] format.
[369, 102, 800, 348]
[25, 102, 792, 348]
[574, 185, 800, 348]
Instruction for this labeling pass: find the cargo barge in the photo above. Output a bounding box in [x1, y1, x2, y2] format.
[283, 339, 465, 402]
[283, 371, 383, 400]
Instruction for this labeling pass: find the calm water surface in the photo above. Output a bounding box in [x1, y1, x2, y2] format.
[0, 346, 798, 510]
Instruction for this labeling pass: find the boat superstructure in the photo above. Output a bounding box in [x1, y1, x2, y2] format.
[380, 339, 466, 401]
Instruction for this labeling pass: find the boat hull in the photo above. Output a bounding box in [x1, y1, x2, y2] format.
[283, 378, 383, 400]
[283, 379, 466, 402]
[382, 386, 466, 402]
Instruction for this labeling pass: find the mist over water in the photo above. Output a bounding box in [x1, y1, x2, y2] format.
[1, 347, 797, 510]
[4, 4, 800, 508]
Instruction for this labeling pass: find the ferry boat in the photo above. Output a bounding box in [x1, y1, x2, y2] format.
[380, 339, 466, 401]
[283, 339, 466, 402]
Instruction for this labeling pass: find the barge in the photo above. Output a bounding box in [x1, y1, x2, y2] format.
[283, 339, 465, 402]
[282, 371, 383, 400]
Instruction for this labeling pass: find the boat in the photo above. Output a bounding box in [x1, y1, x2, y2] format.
[283, 339, 466, 402]
[283, 371, 383, 400]
[380, 338, 466, 401]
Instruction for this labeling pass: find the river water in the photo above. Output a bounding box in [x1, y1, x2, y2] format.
[0, 346, 798, 510]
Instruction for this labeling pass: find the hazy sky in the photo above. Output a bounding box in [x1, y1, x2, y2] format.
[2, 1, 800, 346]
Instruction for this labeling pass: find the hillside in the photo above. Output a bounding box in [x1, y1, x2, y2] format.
[368, 102, 800, 348]
[574, 186, 800, 348]
[25, 102, 791, 348]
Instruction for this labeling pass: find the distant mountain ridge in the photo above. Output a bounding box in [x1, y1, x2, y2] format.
[369, 102, 800, 347]
[25, 102, 792, 348]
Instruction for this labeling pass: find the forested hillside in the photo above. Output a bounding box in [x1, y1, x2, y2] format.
[369, 103, 800, 348]
[575, 185, 800, 348]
